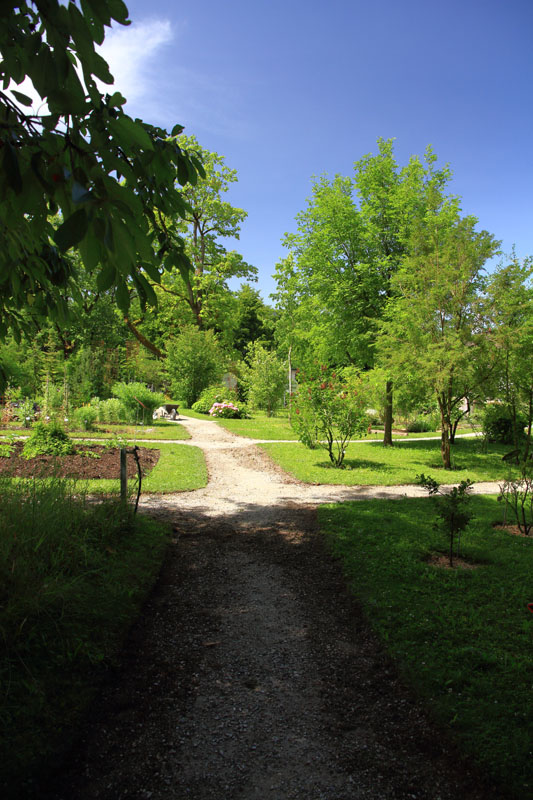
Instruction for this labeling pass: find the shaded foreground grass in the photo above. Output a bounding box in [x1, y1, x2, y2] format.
[319, 496, 533, 798]
[0, 479, 171, 798]
[260, 438, 517, 485]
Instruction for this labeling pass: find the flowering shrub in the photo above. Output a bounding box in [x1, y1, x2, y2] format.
[209, 402, 243, 419]
[291, 365, 368, 467]
[192, 385, 238, 415]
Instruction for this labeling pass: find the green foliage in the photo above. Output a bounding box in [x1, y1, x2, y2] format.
[291, 365, 369, 467]
[417, 474, 474, 566]
[110, 381, 166, 423]
[71, 405, 98, 431]
[482, 402, 526, 445]
[406, 414, 439, 433]
[166, 325, 224, 407]
[0, 0, 205, 346]
[209, 401, 246, 419]
[0, 477, 170, 792]
[90, 396, 127, 423]
[243, 341, 286, 417]
[21, 420, 74, 458]
[13, 397, 36, 428]
[191, 384, 238, 414]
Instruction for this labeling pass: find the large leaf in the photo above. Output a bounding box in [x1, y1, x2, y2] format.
[111, 116, 154, 151]
[53, 208, 89, 251]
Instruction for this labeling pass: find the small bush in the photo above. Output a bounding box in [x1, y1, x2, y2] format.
[192, 385, 238, 415]
[22, 420, 74, 459]
[209, 401, 245, 419]
[13, 397, 37, 428]
[482, 403, 527, 445]
[111, 382, 166, 423]
[91, 397, 129, 424]
[71, 405, 98, 431]
[406, 416, 434, 433]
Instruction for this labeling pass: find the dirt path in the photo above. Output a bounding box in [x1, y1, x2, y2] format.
[45, 417, 501, 800]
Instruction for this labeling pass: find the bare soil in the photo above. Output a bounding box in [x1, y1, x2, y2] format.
[40, 416, 505, 800]
[0, 442, 159, 480]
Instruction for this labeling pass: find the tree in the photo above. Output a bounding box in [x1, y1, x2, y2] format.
[243, 342, 286, 417]
[378, 201, 499, 469]
[165, 325, 224, 407]
[275, 140, 453, 445]
[0, 0, 204, 348]
[484, 255, 533, 456]
[153, 135, 256, 329]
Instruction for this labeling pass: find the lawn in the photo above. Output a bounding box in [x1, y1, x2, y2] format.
[180, 407, 476, 442]
[0, 419, 190, 441]
[1, 443, 207, 495]
[260, 438, 517, 485]
[319, 495, 533, 798]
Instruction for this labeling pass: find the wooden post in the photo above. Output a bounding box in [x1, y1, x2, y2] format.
[120, 447, 127, 503]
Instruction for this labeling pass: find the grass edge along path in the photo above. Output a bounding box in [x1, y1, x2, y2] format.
[319, 495, 533, 799]
[0, 481, 172, 799]
[1, 442, 207, 495]
[259, 438, 517, 485]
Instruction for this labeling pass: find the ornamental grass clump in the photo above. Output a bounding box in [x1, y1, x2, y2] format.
[291, 365, 369, 468]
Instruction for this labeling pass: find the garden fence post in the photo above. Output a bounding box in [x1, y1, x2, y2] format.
[120, 447, 127, 503]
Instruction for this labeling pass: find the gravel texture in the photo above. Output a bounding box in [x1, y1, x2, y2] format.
[44, 416, 503, 800]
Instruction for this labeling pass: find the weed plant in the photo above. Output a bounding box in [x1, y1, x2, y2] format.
[0, 477, 170, 796]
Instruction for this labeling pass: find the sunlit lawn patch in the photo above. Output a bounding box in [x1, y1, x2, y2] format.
[260, 438, 517, 485]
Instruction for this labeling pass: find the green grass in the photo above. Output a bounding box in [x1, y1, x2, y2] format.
[0, 420, 190, 441]
[72, 420, 191, 440]
[0, 479, 172, 797]
[319, 495, 533, 798]
[2, 443, 207, 495]
[177, 408, 477, 442]
[260, 438, 517, 485]
[80, 442, 208, 494]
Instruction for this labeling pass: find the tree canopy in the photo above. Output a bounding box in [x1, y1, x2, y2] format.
[0, 0, 205, 341]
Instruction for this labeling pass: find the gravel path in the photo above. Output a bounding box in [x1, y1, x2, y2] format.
[45, 416, 501, 800]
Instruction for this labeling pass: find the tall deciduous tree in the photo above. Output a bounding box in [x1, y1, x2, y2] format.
[275, 139, 452, 445]
[378, 199, 499, 469]
[157, 135, 256, 330]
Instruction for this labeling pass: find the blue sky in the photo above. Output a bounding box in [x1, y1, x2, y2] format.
[99, 0, 533, 301]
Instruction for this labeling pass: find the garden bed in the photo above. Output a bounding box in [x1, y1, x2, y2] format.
[0, 443, 160, 480]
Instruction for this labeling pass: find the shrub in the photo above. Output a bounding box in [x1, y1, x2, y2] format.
[91, 397, 127, 424]
[482, 403, 527, 445]
[291, 365, 369, 467]
[406, 415, 435, 433]
[13, 397, 37, 428]
[111, 382, 166, 424]
[209, 402, 245, 419]
[71, 405, 98, 431]
[22, 420, 74, 459]
[244, 342, 286, 417]
[166, 326, 224, 407]
[192, 384, 238, 415]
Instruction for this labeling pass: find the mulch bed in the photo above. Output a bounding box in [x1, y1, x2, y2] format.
[0, 443, 160, 480]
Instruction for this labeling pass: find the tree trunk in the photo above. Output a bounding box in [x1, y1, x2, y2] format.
[383, 380, 393, 446]
[288, 346, 292, 423]
[438, 398, 452, 469]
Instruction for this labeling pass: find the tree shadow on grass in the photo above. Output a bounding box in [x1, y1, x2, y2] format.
[315, 458, 387, 471]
